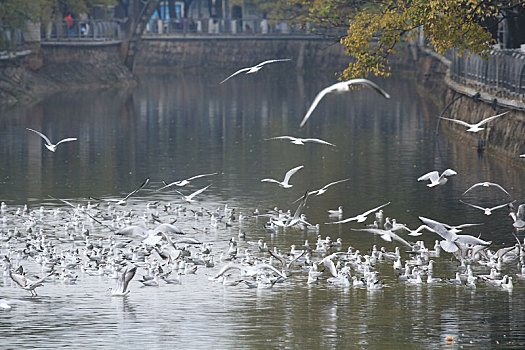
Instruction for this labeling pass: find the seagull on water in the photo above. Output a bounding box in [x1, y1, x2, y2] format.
[26, 128, 77, 152]
[109, 265, 137, 296]
[439, 111, 509, 133]
[9, 269, 53, 297]
[261, 165, 304, 188]
[299, 79, 390, 128]
[459, 200, 515, 216]
[265, 136, 335, 147]
[158, 172, 218, 190]
[326, 202, 390, 224]
[417, 169, 456, 187]
[462, 181, 510, 196]
[219, 59, 291, 84]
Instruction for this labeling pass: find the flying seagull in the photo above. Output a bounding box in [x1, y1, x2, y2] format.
[326, 202, 390, 224]
[109, 265, 137, 296]
[293, 178, 350, 203]
[219, 59, 291, 84]
[417, 169, 456, 187]
[439, 111, 509, 133]
[9, 269, 54, 297]
[460, 200, 515, 216]
[261, 165, 304, 188]
[520, 154, 525, 158]
[158, 172, 218, 190]
[26, 128, 77, 152]
[462, 181, 510, 196]
[92, 178, 150, 206]
[418, 216, 491, 253]
[265, 136, 335, 147]
[299, 79, 391, 128]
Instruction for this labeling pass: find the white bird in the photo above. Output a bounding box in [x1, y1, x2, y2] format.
[462, 182, 510, 196]
[175, 184, 211, 202]
[326, 202, 390, 224]
[459, 200, 515, 216]
[419, 216, 491, 253]
[219, 59, 292, 84]
[158, 172, 218, 190]
[299, 79, 390, 128]
[265, 136, 335, 147]
[109, 265, 137, 296]
[520, 154, 525, 158]
[293, 179, 350, 202]
[439, 111, 509, 133]
[417, 169, 456, 187]
[9, 270, 53, 297]
[26, 128, 77, 152]
[328, 206, 343, 216]
[261, 165, 304, 188]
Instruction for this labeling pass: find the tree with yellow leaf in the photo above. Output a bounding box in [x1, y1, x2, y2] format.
[269, 0, 525, 79]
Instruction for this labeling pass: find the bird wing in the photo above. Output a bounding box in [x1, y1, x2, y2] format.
[326, 216, 359, 224]
[319, 178, 351, 191]
[55, 138, 77, 146]
[322, 257, 338, 277]
[26, 128, 52, 145]
[219, 67, 251, 84]
[462, 182, 485, 195]
[490, 201, 516, 211]
[347, 78, 391, 99]
[186, 184, 211, 200]
[517, 204, 525, 220]
[301, 138, 336, 147]
[440, 169, 457, 178]
[477, 111, 509, 126]
[9, 272, 28, 288]
[459, 200, 486, 211]
[255, 58, 292, 67]
[122, 178, 150, 201]
[267, 249, 286, 269]
[122, 265, 137, 292]
[185, 172, 219, 181]
[157, 181, 177, 191]
[361, 202, 391, 216]
[283, 165, 304, 184]
[299, 83, 344, 127]
[389, 231, 414, 248]
[116, 225, 147, 236]
[417, 171, 439, 182]
[455, 235, 491, 246]
[418, 216, 457, 241]
[439, 117, 473, 128]
[154, 223, 186, 235]
[291, 191, 309, 222]
[264, 136, 295, 142]
[261, 178, 280, 184]
[286, 250, 307, 271]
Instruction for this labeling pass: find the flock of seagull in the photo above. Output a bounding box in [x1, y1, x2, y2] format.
[1, 58, 525, 311]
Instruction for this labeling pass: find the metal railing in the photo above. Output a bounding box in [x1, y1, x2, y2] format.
[41, 20, 121, 41]
[145, 18, 343, 36]
[444, 48, 525, 97]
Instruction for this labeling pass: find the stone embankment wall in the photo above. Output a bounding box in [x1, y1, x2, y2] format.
[133, 36, 350, 71]
[0, 41, 133, 106]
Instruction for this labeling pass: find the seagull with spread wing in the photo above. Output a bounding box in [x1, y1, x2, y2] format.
[26, 128, 77, 152]
[439, 111, 509, 133]
[109, 265, 137, 296]
[462, 181, 510, 196]
[417, 169, 456, 188]
[460, 200, 515, 216]
[158, 172, 218, 190]
[219, 59, 291, 84]
[299, 79, 390, 128]
[175, 184, 211, 203]
[261, 165, 304, 188]
[326, 202, 390, 224]
[265, 136, 335, 147]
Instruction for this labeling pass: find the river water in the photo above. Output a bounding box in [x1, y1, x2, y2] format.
[1, 69, 525, 348]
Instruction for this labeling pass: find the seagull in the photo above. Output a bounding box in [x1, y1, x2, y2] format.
[417, 169, 456, 187]
[261, 165, 304, 188]
[326, 202, 390, 224]
[508, 203, 525, 229]
[418, 216, 491, 253]
[520, 154, 525, 158]
[158, 172, 218, 190]
[299, 79, 390, 128]
[109, 265, 137, 296]
[265, 136, 335, 147]
[219, 59, 292, 84]
[459, 200, 515, 216]
[328, 206, 343, 216]
[351, 228, 414, 248]
[9, 270, 53, 297]
[439, 111, 509, 133]
[26, 128, 77, 152]
[293, 178, 350, 202]
[462, 182, 510, 196]
[93, 178, 150, 206]
[175, 184, 211, 202]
